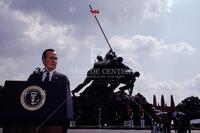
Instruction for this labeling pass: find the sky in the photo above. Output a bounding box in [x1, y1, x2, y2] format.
[0, 0, 200, 105]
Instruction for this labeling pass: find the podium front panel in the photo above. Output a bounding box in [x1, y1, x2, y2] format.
[1, 81, 68, 125]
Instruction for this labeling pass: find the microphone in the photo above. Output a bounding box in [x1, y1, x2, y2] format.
[33, 67, 41, 75]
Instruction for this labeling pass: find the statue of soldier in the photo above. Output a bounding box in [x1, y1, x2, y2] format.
[106, 56, 140, 96]
[72, 54, 109, 96]
[119, 71, 140, 96]
[72, 50, 118, 96]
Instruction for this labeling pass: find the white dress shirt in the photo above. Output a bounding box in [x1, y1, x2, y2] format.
[42, 69, 55, 82]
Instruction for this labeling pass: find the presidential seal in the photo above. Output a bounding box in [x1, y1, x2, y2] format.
[20, 85, 46, 111]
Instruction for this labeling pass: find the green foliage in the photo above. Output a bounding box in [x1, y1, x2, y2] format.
[177, 96, 200, 119]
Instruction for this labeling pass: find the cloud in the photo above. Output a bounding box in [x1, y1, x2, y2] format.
[143, 0, 179, 19]
[5, 0, 96, 34]
[189, 75, 200, 93]
[108, 34, 198, 104]
[0, 1, 97, 59]
[144, 0, 166, 19]
[135, 73, 200, 105]
[170, 42, 195, 55]
[0, 0, 97, 85]
[0, 2, 29, 57]
[19, 12, 80, 58]
[110, 35, 195, 65]
[97, 0, 171, 21]
[0, 57, 22, 85]
[5, 0, 173, 28]
[0, 0, 177, 59]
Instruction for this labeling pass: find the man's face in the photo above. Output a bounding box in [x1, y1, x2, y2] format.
[42, 51, 57, 71]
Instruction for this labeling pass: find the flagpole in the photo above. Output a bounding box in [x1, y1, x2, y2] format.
[89, 4, 113, 52]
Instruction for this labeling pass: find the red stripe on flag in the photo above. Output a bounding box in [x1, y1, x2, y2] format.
[90, 9, 100, 14]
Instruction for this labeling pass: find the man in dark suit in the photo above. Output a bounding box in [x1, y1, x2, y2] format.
[28, 49, 68, 82]
[4, 49, 71, 133]
[28, 48, 73, 133]
[3, 49, 73, 133]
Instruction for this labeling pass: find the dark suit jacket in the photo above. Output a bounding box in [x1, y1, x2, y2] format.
[28, 70, 73, 120]
[28, 70, 68, 82]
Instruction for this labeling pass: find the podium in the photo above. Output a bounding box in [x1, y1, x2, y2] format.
[0, 81, 68, 126]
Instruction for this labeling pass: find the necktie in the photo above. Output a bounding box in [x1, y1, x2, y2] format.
[44, 72, 49, 82]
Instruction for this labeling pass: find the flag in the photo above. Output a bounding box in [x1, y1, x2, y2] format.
[90, 9, 100, 15]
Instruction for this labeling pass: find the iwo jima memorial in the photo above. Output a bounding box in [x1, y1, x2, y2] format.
[0, 5, 200, 133]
